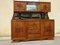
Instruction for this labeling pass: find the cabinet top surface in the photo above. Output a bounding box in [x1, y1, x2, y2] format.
[14, 1, 51, 3]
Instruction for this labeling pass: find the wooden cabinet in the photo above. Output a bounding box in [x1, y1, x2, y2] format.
[11, 1, 54, 42]
[14, 1, 51, 12]
[11, 19, 54, 41]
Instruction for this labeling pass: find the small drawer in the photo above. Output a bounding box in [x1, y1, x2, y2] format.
[28, 34, 41, 40]
[27, 29, 40, 34]
[14, 1, 26, 11]
[41, 36, 54, 40]
[38, 2, 51, 12]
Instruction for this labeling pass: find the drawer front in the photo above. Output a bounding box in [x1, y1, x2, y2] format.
[41, 36, 54, 40]
[27, 34, 41, 40]
[26, 20, 41, 33]
[12, 21, 27, 40]
[41, 20, 54, 37]
[38, 2, 51, 12]
[14, 2, 26, 11]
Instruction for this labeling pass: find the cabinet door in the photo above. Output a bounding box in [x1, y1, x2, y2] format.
[41, 20, 54, 39]
[38, 2, 51, 12]
[14, 2, 26, 11]
[26, 20, 41, 40]
[26, 19, 41, 34]
[12, 20, 27, 40]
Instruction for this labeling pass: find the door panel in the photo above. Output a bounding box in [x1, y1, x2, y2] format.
[41, 20, 54, 38]
[26, 20, 41, 34]
[12, 20, 27, 40]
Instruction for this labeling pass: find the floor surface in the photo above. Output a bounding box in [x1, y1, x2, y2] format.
[0, 36, 60, 45]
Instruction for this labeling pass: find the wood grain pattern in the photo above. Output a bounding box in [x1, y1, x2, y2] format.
[11, 1, 54, 42]
[11, 20, 27, 40]
[26, 20, 40, 34]
[14, 2, 26, 11]
[14, 1, 51, 12]
[11, 19, 54, 41]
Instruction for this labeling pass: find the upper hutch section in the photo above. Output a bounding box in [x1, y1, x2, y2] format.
[14, 1, 51, 12]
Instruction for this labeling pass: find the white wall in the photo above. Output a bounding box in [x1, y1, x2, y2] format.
[48, 0, 60, 36]
[0, 0, 13, 37]
[0, 0, 60, 37]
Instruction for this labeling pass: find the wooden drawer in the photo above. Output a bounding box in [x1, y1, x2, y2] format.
[41, 36, 54, 40]
[14, 2, 26, 11]
[41, 20, 54, 37]
[38, 2, 51, 12]
[27, 34, 41, 40]
[26, 20, 41, 33]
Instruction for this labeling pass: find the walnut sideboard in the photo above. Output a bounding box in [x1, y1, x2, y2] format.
[11, 1, 54, 42]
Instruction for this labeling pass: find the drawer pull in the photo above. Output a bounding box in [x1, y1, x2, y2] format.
[15, 28, 20, 32]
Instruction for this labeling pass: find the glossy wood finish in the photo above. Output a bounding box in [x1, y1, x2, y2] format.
[14, 1, 51, 12]
[11, 20, 27, 40]
[14, 1, 26, 11]
[11, 19, 54, 41]
[40, 20, 54, 39]
[11, 1, 54, 42]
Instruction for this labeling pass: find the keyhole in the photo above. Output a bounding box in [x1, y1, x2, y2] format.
[15, 28, 20, 33]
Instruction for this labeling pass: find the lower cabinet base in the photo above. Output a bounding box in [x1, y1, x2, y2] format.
[12, 37, 54, 42]
[11, 19, 54, 42]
